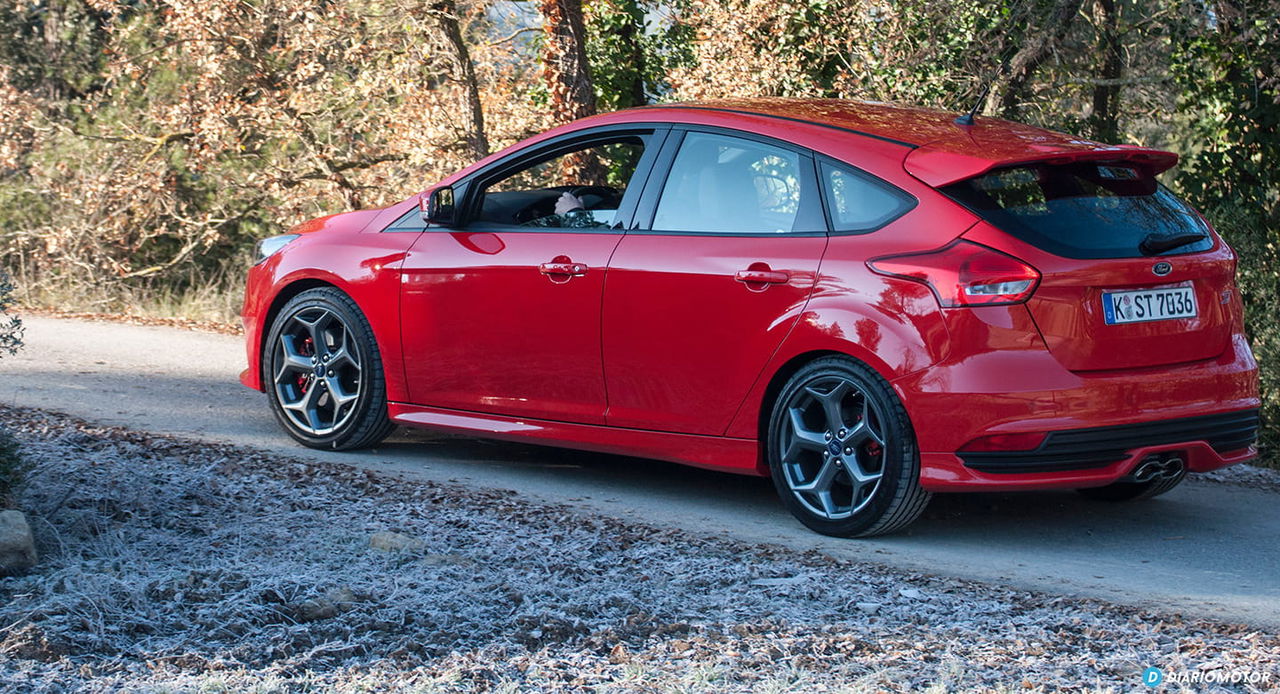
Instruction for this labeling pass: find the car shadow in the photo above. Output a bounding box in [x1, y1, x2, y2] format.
[373, 428, 1235, 547]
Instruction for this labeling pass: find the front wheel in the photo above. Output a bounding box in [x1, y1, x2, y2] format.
[263, 287, 394, 450]
[767, 356, 931, 537]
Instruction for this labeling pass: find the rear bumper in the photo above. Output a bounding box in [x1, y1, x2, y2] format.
[896, 332, 1261, 492]
[958, 409, 1259, 474]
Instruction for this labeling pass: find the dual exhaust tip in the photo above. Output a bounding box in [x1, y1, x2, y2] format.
[1127, 455, 1185, 484]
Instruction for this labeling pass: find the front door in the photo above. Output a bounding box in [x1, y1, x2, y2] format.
[602, 129, 828, 435]
[400, 130, 663, 424]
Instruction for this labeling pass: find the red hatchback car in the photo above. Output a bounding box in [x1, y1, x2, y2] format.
[241, 98, 1261, 537]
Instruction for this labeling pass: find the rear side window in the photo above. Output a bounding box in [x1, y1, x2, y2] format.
[651, 131, 821, 234]
[942, 163, 1212, 259]
[820, 161, 915, 233]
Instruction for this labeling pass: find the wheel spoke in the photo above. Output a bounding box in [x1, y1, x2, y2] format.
[793, 455, 840, 494]
[327, 341, 361, 371]
[843, 459, 882, 486]
[814, 490, 838, 516]
[326, 376, 359, 411]
[807, 381, 850, 434]
[784, 407, 827, 460]
[275, 334, 314, 383]
[283, 378, 325, 429]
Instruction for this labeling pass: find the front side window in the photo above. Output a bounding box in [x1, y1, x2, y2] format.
[652, 132, 812, 234]
[475, 137, 646, 229]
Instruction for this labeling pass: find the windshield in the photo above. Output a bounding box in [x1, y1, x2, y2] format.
[941, 162, 1212, 259]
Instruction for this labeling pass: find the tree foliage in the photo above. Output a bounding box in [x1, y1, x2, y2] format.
[0, 0, 1277, 450]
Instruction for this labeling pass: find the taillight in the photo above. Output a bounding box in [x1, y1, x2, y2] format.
[867, 240, 1040, 307]
[959, 432, 1047, 452]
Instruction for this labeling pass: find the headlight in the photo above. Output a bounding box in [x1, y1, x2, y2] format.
[254, 234, 300, 265]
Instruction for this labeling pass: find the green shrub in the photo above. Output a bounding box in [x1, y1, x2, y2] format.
[0, 269, 24, 503]
[0, 427, 25, 506]
[1211, 206, 1279, 463]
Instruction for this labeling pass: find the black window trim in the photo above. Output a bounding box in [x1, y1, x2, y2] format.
[815, 154, 919, 236]
[630, 125, 828, 238]
[428, 123, 672, 235]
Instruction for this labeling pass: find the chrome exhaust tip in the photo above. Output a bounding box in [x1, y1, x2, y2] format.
[1126, 455, 1185, 484]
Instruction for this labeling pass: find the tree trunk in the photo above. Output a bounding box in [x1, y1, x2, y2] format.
[539, 0, 603, 183]
[539, 0, 597, 123]
[1088, 0, 1123, 142]
[985, 0, 1086, 118]
[432, 0, 489, 159]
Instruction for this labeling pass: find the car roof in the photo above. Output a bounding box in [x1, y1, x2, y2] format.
[624, 98, 1178, 187]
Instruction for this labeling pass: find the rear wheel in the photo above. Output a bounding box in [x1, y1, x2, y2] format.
[767, 356, 931, 537]
[263, 287, 394, 450]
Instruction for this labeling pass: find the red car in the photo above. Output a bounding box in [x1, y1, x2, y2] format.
[240, 98, 1260, 537]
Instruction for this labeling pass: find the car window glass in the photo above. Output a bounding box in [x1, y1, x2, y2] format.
[942, 163, 1212, 259]
[821, 161, 914, 232]
[383, 208, 426, 233]
[652, 132, 804, 234]
[476, 137, 645, 229]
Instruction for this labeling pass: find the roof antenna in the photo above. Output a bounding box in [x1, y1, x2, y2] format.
[954, 81, 993, 126]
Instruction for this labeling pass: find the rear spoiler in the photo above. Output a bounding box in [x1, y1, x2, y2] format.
[904, 144, 1179, 188]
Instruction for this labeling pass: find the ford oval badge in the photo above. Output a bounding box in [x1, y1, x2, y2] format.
[1152, 261, 1172, 276]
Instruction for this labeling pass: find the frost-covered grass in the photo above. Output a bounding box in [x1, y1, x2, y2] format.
[0, 406, 1276, 693]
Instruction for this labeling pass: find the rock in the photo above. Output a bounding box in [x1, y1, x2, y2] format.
[369, 530, 425, 552]
[898, 587, 925, 600]
[855, 601, 882, 615]
[291, 587, 358, 622]
[0, 510, 37, 575]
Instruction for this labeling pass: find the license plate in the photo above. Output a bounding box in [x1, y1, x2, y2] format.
[1102, 286, 1197, 325]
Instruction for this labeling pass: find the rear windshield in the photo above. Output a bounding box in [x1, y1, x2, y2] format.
[941, 162, 1212, 259]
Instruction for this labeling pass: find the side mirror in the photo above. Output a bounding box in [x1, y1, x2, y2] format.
[420, 186, 456, 226]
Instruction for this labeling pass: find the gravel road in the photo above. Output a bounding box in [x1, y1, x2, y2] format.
[1, 408, 1277, 692]
[3, 316, 1279, 631]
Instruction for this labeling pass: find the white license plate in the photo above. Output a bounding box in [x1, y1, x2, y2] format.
[1102, 286, 1197, 325]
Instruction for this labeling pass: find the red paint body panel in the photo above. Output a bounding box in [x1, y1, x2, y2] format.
[240, 200, 420, 399]
[399, 230, 622, 424]
[240, 98, 1262, 496]
[962, 222, 1237, 371]
[601, 234, 825, 435]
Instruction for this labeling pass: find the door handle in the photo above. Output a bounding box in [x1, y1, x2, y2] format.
[540, 262, 588, 277]
[735, 269, 790, 284]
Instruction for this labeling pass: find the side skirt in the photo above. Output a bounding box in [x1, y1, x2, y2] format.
[388, 402, 765, 476]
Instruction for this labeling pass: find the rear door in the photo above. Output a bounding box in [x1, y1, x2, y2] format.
[944, 162, 1235, 371]
[601, 128, 828, 435]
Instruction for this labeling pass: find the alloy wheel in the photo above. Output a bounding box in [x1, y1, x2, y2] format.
[778, 376, 887, 519]
[271, 307, 363, 436]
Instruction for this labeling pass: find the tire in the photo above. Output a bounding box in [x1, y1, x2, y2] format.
[262, 287, 394, 450]
[767, 356, 931, 537]
[1076, 469, 1186, 502]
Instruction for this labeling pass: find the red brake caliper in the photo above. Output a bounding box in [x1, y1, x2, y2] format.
[296, 337, 315, 392]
